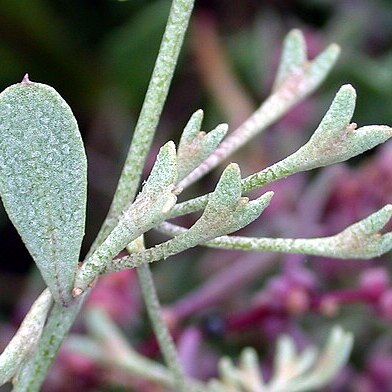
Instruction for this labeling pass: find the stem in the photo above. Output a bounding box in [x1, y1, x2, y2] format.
[13, 1, 195, 389]
[81, 309, 204, 391]
[171, 159, 294, 218]
[68, 334, 174, 387]
[14, 297, 84, 391]
[157, 214, 392, 260]
[177, 43, 339, 189]
[93, 0, 195, 248]
[0, 289, 52, 385]
[137, 264, 188, 391]
[130, 238, 189, 391]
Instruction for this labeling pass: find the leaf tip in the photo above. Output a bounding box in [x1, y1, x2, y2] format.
[381, 204, 392, 218]
[160, 140, 177, 162]
[194, 108, 204, 118]
[21, 73, 31, 84]
[286, 29, 306, 50]
[226, 162, 241, 174]
[327, 43, 341, 56]
[288, 28, 304, 38]
[264, 190, 274, 201]
[339, 83, 356, 97]
[217, 123, 229, 133]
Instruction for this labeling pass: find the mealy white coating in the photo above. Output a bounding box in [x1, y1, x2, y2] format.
[0, 81, 87, 305]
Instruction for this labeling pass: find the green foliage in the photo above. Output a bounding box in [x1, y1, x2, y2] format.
[207, 327, 353, 392]
[1, 1, 392, 389]
[291, 84, 392, 169]
[273, 29, 307, 91]
[187, 204, 392, 260]
[100, 164, 273, 274]
[177, 110, 228, 180]
[0, 77, 87, 305]
[75, 141, 179, 292]
[0, 290, 52, 385]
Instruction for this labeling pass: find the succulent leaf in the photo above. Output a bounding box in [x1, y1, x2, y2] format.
[177, 110, 228, 180]
[74, 141, 178, 293]
[0, 78, 87, 305]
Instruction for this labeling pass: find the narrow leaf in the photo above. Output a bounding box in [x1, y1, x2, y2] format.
[273, 29, 307, 91]
[178, 109, 204, 148]
[74, 141, 178, 294]
[270, 84, 392, 173]
[190, 163, 273, 241]
[312, 84, 356, 138]
[333, 204, 392, 258]
[0, 77, 87, 305]
[177, 109, 227, 180]
[306, 43, 340, 88]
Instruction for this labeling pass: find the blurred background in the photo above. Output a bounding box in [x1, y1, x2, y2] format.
[1, 0, 392, 390]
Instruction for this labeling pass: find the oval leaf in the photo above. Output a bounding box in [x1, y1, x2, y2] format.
[0, 77, 87, 305]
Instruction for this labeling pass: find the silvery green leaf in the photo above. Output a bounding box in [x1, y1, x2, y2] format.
[283, 85, 392, 171]
[74, 141, 178, 294]
[239, 348, 266, 389]
[289, 327, 353, 392]
[204, 204, 392, 260]
[206, 327, 352, 392]
[177, 110, 228, 180]
[269, 336, 318, 390]
[218, 357, 242, 387]
[0, 77, 87, 305]
[104, 164, 273, 272]
[104, 140, 178, 252]
[188, 163, 273, 241]
[272, 29, 340, 94]
[178, 109, 204, 148]
[331, 204, 392, 258]
[0, 289, 52, 386]
[273, 335, 297, 378]
[312, 84, 356, 138]
[156, 164, 273, 255]
[273, 29, 307, 91]
[306, 43, 340, 88]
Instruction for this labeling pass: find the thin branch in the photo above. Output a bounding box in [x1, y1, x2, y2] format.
[130, 238, 189, 391]
[158, 204, 392, 260]
[178, 34, 340, 189]
[0, 289, 52, 386]
[13, 2, 196, 390]
[67, 335, 174, 386]
[83, 308, 205, 391]
[13, 297, 84, 391]
[92, 0, 195, 250]
[170, 85, 392, 219]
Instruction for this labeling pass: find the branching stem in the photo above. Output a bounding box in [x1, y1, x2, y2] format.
[13, 0, 195, 390]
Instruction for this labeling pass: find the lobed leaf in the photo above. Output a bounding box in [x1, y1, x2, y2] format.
[207, 326, 352, 392]
[106, 140, 179, 254]
[178, 109, 204, 148]
[272, 29, 340, 93]
[74, 141, 179, 294]
[291, 84, 392, 169]
[188, 163, 273, 242]
[312, 84, 356, 138]
[104, 164, 273, 273]
[332, 204, 392, 258]
[177, 110, 228, 180]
